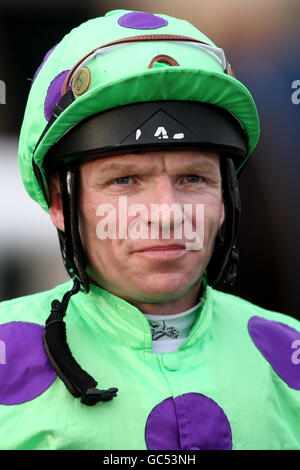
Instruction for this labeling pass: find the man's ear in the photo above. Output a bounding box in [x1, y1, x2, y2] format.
[48, 172, 65, 232]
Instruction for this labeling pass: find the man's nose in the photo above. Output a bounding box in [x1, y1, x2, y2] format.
[145, 176, 182, 232]
[148, 175, 177, 205]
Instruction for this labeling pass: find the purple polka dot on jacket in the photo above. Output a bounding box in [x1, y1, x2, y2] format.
[44, 70, 69, 121]
[248, 315, 300, 389]
[145, 393, 232, 450]
[118, 12, 168, 30]
[0, 321, 57, 405]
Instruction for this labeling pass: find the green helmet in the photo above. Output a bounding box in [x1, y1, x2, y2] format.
[19, 9, 259, 213]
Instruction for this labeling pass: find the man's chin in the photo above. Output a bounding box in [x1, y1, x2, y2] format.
[85, 264, 203, 303]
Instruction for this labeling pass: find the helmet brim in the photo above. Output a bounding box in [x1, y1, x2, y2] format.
[24, 67, 260, 212]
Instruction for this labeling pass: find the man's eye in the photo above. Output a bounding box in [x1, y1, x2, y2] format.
[183, 174, 203, 183]
[114, 176, 134, 184]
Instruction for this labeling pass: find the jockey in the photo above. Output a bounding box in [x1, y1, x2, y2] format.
[0, 10, 299, 450]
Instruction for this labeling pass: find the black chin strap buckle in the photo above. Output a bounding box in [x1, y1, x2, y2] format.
[81, 387, 119, 406]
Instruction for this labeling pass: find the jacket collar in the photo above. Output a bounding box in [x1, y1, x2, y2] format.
[73, 281, 213, 351]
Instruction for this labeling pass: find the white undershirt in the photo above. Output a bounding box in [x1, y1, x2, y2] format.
[144, 299, 203, 354]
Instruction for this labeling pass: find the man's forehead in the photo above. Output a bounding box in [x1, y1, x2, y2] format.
[82, 149, 220, 173]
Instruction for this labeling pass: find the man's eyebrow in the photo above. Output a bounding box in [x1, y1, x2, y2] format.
[96, 160, 147, 174]
[178, 159, 220, 172]
[94, 157, 219, 174]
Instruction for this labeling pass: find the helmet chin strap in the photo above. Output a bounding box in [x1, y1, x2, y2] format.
[43, 155, 240, 406]
[206, 156, 241, 287]
[58, 164, 89, 292]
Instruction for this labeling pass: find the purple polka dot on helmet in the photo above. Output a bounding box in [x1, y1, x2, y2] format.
[145, 393, 232, 450]
[44, 70, 70, 121]
[33, 44, 57, 82]
[0, 321, 56, 405]
[118, 11, 168, 30]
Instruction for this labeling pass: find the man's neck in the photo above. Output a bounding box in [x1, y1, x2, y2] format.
[89, 270, 204, 316]
[128, 279, 203, 316]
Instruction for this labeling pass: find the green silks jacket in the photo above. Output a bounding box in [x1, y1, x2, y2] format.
[0, 280, 299, 450]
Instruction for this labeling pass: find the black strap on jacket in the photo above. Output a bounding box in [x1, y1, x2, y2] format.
[42, 277, 118, 406]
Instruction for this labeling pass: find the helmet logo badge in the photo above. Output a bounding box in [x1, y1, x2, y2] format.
[173, 133, 184, 139]
[154, 126, 185, 140]
[135, 127, 186, 140]
[154, 126, 169, 139]
[72, 67, 91, 96]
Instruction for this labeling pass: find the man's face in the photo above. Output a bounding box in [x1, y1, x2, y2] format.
[76, 149, 224, 305]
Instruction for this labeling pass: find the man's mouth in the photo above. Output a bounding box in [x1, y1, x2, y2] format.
[133, 244, 186, 259]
